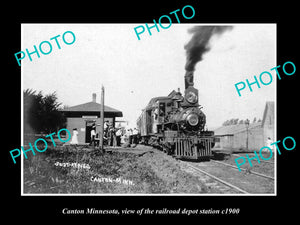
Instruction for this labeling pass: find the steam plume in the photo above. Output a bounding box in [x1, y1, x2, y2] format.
[183, 26, 233, 89]
[184, 26, 233, 72]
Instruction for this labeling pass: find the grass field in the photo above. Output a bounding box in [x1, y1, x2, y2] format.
[23, 145, 209, 194]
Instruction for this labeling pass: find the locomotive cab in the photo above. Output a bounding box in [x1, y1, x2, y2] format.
[152, 100, 169, 134]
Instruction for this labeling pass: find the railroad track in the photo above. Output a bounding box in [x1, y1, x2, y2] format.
[186, 163, 249, 194]
[232, 153, 274, 164]
[185, 159, 275, 194]
[146, 146, 274, 194]
[210, 159, 274, 180]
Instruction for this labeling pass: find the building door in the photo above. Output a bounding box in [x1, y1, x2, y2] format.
[85, 121, 94, 143]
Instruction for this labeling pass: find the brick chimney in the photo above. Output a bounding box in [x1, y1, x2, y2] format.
[92, 93, 96, 102]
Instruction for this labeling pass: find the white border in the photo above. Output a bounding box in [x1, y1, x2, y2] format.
[21, 23, 277, 196]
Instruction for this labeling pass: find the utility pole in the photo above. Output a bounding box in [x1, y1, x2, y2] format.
[100, 85, 105, 153]
[245, 119, 249, 151]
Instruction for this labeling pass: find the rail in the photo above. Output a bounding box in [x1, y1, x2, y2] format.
[210, 159, 274, 180]
[186, 163, 249, 194]
[233, 153, 274, 164]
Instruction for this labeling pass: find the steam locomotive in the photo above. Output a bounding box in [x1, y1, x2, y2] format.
[137, 71, 215, 160]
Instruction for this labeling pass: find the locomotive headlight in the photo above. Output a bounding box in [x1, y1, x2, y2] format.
[186, 92, 198, 104]
[187, 114, 199, 126]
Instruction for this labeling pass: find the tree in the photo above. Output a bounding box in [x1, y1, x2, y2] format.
[24, 89, 43, 133]
[41, 92, 66, 133]
[24, 89, 66, 134]
[244, 119, 250, 125]
[222, 118, 240, 126]
[239, 119, 244, 124]
[252, 117, 257, 123]
[222, 120, 229, 126]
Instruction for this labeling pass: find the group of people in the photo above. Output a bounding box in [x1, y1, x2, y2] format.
[95, 121, 140, 148]
[123, 127, 139, 147]
[69, 121, 140, 148]
[103, 121, 122, 147]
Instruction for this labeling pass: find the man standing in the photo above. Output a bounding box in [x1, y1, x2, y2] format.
[115, 128, 122, 146]
[104, 121, 109, 133]
[132, 128, 139, 147]
[112, 127, 118, 147]
[152, 103, 159, 133]
[128, 128, 133, 147]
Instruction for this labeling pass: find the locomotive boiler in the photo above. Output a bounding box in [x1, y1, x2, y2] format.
[137, 71, 215, 160]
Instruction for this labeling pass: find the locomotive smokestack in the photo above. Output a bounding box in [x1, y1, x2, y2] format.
[184, 71, 194, 89]
[184, 26, 233, 88]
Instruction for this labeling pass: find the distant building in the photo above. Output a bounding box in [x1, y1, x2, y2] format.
[213, 101, 274, 152]
[61, 93, 123, 144]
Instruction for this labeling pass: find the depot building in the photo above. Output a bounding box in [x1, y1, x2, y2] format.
[61, 93, 123, 144]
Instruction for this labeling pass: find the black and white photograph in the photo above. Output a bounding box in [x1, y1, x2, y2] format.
[4, 1, 299, 220]
[21, 23, 276, 195]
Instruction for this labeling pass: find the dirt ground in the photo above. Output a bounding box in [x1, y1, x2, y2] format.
[137, 148, 207, 193]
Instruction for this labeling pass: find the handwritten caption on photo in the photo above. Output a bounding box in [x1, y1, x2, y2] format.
[90, 175, 135, 186]
[54, 162, 90, 170]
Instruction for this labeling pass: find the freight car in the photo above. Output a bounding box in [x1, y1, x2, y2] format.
[137, 72, 214, 160]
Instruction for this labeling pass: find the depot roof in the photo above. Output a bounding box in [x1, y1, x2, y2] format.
[61, 93, 123, 117]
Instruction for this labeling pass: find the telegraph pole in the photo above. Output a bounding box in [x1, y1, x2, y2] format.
[100, 85, 105, 153]
[245, 119, 249, 151]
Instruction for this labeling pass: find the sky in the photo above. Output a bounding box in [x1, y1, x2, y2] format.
[22, 23, 276, 129]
